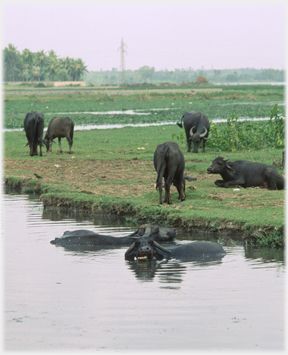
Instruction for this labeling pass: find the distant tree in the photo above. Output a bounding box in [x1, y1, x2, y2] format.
[137, 66, 155, 82]
[4, 44, 22, 81]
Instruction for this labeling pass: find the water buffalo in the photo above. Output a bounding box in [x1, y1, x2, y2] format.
[207, 156, 284, 190]
[154, 142, 185, 204]
[24, 111, 44, 157]
[125, 236, 226, 261]
[50, 224, 176, 247]
[43, 117, 74, 154]
[177, 111, 210, 153]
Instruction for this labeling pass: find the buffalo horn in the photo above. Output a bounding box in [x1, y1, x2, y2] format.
[125, 242, 135, 255]
[153, 241, 171, 253]
[223, 156, 230, 162]
[189, 126, 196, 136]
[200, 126, 208, 138]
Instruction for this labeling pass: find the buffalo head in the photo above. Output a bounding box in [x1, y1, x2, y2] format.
[189, 126, 208, 153]
[207, 156, 235, 174]
[125, 236, 171, 261]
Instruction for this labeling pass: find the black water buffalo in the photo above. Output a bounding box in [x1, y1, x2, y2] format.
[43, 117, 74, 154]
[50, 224, 176, 247]
[177, 111, 210, 153]
[125, 236, 226, 261]
[207, 156, 284, 190]
[24, 111, 44, 157]
[154, 142, 185, 204]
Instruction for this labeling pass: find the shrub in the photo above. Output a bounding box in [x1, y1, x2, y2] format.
[207, 104, 285, 152]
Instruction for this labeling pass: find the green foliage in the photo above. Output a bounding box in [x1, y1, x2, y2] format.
[270, 103, 285, 148]
[3, 44, 88, 82]
[208, 104, 285, 152]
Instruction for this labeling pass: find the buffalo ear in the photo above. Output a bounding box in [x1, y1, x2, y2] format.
[225, 163, 235, 174]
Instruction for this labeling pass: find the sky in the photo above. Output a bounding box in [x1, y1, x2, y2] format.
[2, 0, 286, 72]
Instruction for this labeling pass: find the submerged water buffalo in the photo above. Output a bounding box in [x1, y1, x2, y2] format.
[43, 117, 74, 154]
[24, 111, 44, 156]
[125, 236, 226, 261]
[50, 224, 176, 247]
[154, 142, 186, 204]
[207, 156, 284, 190]
[177, 111, 210, 153]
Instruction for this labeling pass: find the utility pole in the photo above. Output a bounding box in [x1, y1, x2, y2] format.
[118, 38, 127, 86]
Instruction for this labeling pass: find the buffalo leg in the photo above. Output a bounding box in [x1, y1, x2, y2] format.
[202, 140, 206, 153]
[158, 183, 163, 204]
[67, 136, 73, 154]
[38, 139, 42, 156]
[58, 138, 62, 153]
[29, 143, 34, 156]
[164, 176, 173, 204]
[187, 139, 191, 152]
[164, 183, 171, 204]
[175, 180, 185, 201]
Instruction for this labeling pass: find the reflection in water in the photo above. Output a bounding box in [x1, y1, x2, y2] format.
[4, 193, 285, 351]
[244, 245, 284, 264]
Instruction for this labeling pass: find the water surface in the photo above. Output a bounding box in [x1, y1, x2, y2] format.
[4, 193, 285, 351]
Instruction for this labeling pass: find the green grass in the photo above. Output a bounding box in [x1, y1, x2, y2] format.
[3, 84, 285, 247]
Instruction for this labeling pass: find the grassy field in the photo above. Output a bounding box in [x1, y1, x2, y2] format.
[3, 83, 285, 129]
[3, 84, 285, 246]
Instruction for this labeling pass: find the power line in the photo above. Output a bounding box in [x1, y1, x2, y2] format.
[118, 38, 127, 85]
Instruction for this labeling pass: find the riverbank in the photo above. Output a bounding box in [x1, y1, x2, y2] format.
[4, 125, 285, 247]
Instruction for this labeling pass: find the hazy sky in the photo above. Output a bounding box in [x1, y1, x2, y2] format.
[2, 1, 286, 72]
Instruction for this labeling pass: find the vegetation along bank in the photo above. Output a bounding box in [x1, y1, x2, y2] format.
[3, 84, 285, 247]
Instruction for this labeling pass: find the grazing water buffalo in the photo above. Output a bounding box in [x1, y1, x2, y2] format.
[125, 235, 226, 261]
[177, 111, 210, 153]
[154, 142, 185, 204]
[43, 117, 74, 154]
[24, 111, 44, 157]
[50, 224, 176, 247]
[207, 156, 284, 190]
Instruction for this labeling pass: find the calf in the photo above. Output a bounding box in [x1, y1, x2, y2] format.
[153, 142, 186, 204]
[207, 156, 284, 190]
[43, 117, 74, 154]
[23, 111, 44, 157]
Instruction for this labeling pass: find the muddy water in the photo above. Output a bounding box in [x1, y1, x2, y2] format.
[4, 193, 285, 351]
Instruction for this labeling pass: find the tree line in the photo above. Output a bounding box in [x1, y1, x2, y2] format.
[3, 44, 88, 82]
[4, 44, 284, 85]
[85, 66, 285, 86]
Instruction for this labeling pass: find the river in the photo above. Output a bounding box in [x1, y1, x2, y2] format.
[3, 193, 285, 351]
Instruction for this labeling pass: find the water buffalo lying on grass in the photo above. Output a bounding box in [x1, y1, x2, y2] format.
[50, 224, 176, 247]
[154, 142, 186, 204]
[207, 156, 284, 190]
[177, 111, 210, 153]
[24, 111, 44, 156]
[125, 236, 226, 261]
[43, 117, 74, 154]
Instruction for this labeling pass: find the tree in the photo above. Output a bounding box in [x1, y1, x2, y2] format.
[46, 57, 59, 81]
[4, 44, 21, 81]
[71, 58, 88, 81]
[137, 66, 155, 82]
[21, 48, 33, 81]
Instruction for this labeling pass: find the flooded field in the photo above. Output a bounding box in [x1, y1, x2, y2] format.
[3, 193, 285, 351]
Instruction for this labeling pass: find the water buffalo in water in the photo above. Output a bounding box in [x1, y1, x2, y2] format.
[43, 117, 74, 154]
[154, 142, 185, 204]
[50, 224, 176, 247]
[24, 111, 44, 156]
[125, 236, 226, 261]
[207, 156, 284, 190]
[177, 111, 210, 153]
